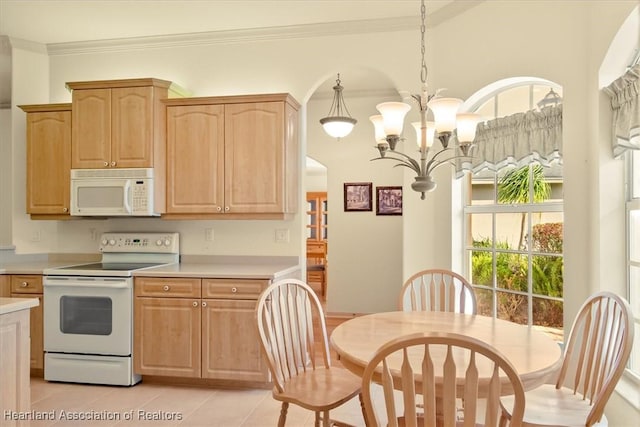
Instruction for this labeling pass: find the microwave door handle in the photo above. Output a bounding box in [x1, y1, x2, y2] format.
[123, 181, 132, 214]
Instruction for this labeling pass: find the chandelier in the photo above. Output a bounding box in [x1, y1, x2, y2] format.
[370, 0, 481, 199]
[320, 73, 357, 139]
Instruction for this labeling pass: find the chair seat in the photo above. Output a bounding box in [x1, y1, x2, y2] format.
[501, 384, 600, 427]
[274, 366, 361, 412]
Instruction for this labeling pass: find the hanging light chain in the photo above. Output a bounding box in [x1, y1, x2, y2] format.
[420, 0, 427, 86]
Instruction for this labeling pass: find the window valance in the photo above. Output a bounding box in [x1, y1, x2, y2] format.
[455, 104, 563, 177]
[604, 64, 640, 158]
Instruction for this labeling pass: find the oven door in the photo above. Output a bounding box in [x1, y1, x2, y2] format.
[44, 276, 133, 356]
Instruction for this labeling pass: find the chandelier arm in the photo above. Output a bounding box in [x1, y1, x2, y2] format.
[382, 149, 423, 171]
[425, 155, 471, 175]
[371, 156, 421, 175]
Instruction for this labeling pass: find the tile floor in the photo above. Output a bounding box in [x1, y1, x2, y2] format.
[25, 376, 376, 427]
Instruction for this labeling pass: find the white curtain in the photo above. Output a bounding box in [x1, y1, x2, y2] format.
[455, 104, 563, 177]
[604, 64, 640, 158]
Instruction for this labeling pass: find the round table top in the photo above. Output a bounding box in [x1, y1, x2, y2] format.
[330, 311, 563, 391]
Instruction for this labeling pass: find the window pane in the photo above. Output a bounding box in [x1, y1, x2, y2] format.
[532, 296, 563, 330]
[532, 255, 563, 298]
[630, 265, 640, 315]
[497, 291, 527, 325]
[633, 150, 640, 199]
[474, 288, 494, 317]
[531, 214, 564, 254]
[469, 213, 493, 247]
[496, 252, 528, 292]
[497, 86, 531, 117]
[496, 213, 525, 251]
[631, 322, 640, 373]
[475, 97, 495, 120]
[471, 181, 496, 205]
[532, 85, 563, 108]
[470, 249, 494, 286]
[631, 210, 640, 261]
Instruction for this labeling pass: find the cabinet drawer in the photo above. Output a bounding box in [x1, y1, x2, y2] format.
[10, 275, 43, 293]
[202, 279, 269, 300]
[135, 277, 201, 298]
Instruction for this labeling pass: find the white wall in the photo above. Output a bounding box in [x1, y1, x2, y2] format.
[307, 91, 403, 313]
[0, 108, 12, 248]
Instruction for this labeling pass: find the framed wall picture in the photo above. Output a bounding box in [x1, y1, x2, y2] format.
[376, 186, 403, 216]
[344, 182, 373, 212]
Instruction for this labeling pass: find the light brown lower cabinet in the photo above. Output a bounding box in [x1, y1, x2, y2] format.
[134, 277, 269, 383]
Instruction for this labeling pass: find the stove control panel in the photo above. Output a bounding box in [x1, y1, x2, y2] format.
[99, 232, 180, 254]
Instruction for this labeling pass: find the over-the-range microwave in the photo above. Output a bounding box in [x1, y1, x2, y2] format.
[70, 168, 159, 217]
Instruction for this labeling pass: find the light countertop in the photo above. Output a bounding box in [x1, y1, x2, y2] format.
[134, 262, 300, 280]
[0, 297, 40, 315]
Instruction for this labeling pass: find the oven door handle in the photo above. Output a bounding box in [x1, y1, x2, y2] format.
[44, 278, 130, 289]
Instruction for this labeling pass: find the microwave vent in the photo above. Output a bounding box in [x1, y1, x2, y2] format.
[71, 168, 154, 179]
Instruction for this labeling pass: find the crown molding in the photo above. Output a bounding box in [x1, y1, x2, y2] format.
[46, 16, 416, 56]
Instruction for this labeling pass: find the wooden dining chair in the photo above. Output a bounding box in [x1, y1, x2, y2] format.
[499, 291, 634, 427]
[255, 278, 363, 427]
[361, 331, 526, 427]
[307, 240, 327, 296]
[399, 269, 477, 314]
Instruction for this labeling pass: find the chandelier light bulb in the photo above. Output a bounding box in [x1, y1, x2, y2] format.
[427, 97, 463, 133]
[376, 102, 412, 137]
[455, 113, 482, 143]
[411, 121, 436, 148]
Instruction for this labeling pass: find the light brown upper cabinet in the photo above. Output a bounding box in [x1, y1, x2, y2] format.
[163, 94, 300, 219]
[18, 103, 72, 218]
[66, 78, 173, 170]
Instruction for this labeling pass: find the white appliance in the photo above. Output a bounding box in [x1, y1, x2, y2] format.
[43, 232, 179, 386]
[70, 168, 158, 217]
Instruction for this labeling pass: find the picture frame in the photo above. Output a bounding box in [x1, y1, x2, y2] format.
[343, 182, 373, 212]
[376, 186, 403, 216]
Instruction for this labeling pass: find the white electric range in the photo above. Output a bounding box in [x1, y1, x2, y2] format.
[42, 232, 179, 386]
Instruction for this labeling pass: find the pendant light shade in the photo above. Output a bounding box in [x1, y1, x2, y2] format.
[320, 74, 357, 139]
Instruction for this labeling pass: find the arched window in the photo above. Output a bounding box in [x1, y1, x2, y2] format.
[462, 79, 564, 340]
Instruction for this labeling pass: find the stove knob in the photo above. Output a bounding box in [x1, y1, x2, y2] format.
[164, 238, 172, 247]
[108, 239, 116, 246]
[101, 238, 108, 246]
[156, 239, 163, 246]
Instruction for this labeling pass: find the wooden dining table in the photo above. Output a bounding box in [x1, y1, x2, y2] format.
[330, 311, 563, 413]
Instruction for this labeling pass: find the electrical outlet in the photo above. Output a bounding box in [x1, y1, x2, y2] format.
[205, 228, 214, 242]
[30, 229, 41, 242]
[275, 228, 290, 243]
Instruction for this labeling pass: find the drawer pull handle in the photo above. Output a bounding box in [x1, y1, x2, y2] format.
[21, 282, 28, 287]
[192, 301, 198, 307]
[231, 287, 237, 293]
[163, 285, 170, 291]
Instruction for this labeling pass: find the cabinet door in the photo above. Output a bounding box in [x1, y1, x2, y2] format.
[111, 86, 154, 168]
[26, 110, 71, 215]
[224, 102, 284, 213]
[134, 297, 201, 377]
[10, 292, 43, 370]
[166, 104, 225, 213]
[201, 299, 268, 382]
[72, 88, 111, 168]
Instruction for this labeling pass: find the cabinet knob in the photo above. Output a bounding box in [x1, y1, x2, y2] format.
[21, 282, 28, 287]
[202, 301, 207, 308]
[163, 285, 170, 291]
[111, 161, 116, 167]
[225, 206, 230, 212]
[62, 207, 68, 213]
[103, 162, 109, 167]
[216, 206, 222, 212]
[231, 287, 237, 293]
[192, 301, 198, 307]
